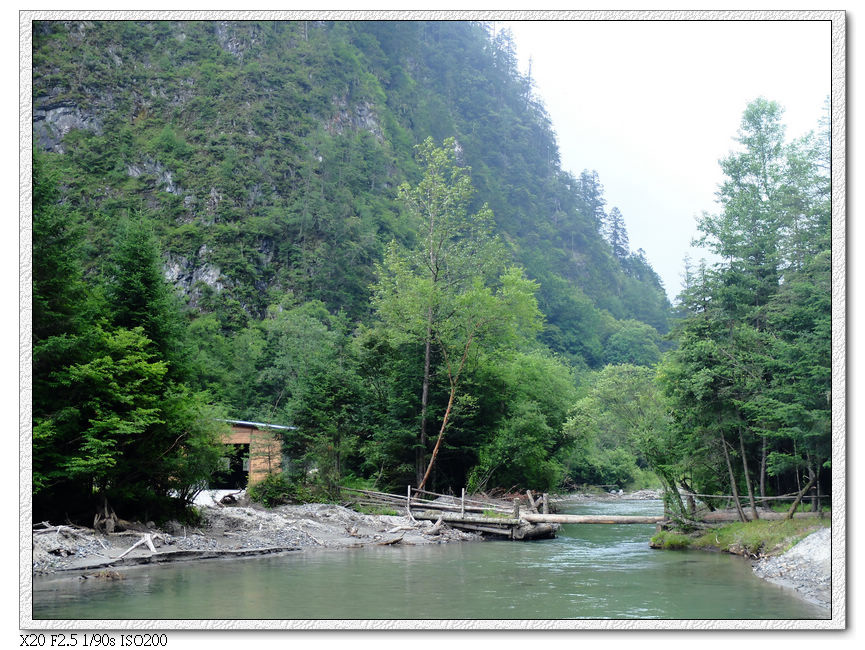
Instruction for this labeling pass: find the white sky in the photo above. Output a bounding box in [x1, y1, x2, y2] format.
[501, 19, 831, 299]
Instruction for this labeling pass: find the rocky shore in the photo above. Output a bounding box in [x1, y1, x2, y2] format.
[32, 496, 480, 576]
[751, 527, 832, 611]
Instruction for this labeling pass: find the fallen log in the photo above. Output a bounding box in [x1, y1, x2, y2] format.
[512, 523, 558, 540]
[698, 510, 823, 522]
[114, 535, 151, 561]
[412, 510, 522, 526]
[521, 513, 665, 525]
[445, 522, 514, 536]
[62, 546, 303, 572]
[428, 515, 445, 535]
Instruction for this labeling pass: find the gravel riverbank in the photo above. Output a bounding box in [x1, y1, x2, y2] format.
[32, 497, 480, 576]
[751, 527, 832, 611]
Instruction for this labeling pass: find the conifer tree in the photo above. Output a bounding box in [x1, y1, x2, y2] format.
[606, 206, 630, 260]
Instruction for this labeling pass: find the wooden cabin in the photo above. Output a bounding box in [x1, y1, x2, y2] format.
[213, 419, 294, 488]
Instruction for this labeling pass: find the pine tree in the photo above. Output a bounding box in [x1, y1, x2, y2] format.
[606, 206, 630, 260]
[665, 99, 831, 514]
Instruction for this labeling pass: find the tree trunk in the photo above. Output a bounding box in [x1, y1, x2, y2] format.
[418, 383, 456, 491]
[719, 430, 747, 522]
[417, 311, 433, 486]
[418, 329, 476, 491]
[786, 473, 818, 520]
[679, 481, 696, 517]
[759, 435, 767, 501]
[739, 427, 759, 520]
[807, 459, 818, 512]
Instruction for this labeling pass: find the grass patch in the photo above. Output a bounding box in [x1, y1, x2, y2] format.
[650, 531, 691, 550]
[767, 502, 830, 515]
[693, 518, 829, 557]
[653, 517, 829, 557]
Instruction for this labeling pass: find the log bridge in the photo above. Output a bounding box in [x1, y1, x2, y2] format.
[340, 487, 665, 541]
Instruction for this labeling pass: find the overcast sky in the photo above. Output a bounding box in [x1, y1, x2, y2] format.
[500, 19, 831, 300]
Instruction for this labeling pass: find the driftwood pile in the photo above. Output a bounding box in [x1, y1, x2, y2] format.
[340, 487, 560, 540]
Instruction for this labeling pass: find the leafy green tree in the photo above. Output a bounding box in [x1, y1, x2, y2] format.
[564, 365, 673, 497]
[56, 325, 167, 495]
[257, 301, 367, 490]
[33, 151, 97, 500]
[577, 169, 607, 227]
[107, 216, 187, 377]
[603, 320, 662, 367]
[371, 137, 507, 485]
[466, 348, 578, 492]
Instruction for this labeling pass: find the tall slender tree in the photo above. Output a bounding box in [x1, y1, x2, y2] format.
[371, 137, 544, 488]
[606, 206, 630, 260]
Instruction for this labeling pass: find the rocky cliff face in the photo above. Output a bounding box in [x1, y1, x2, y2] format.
[33, 101, 103, 153]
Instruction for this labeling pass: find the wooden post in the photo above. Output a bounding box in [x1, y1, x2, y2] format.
[513, 498, 520, 520]
[542, 493, 549, 514]
[405, 485, 418, 523]
[461, 488, 465, 517]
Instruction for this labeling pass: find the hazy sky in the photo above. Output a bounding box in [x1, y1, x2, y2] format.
[501, 19, 831, 300]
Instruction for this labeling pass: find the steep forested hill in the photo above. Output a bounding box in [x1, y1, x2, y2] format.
[32, 20, 681, 514]
[33, 20, 670, 365]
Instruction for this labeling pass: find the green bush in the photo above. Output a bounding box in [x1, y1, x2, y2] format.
[247, 473, 313, 508]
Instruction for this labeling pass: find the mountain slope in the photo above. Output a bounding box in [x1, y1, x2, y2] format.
[32, 19, 670, 367]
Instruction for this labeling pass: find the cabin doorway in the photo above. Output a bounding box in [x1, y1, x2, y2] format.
[212, 444, 250, 489]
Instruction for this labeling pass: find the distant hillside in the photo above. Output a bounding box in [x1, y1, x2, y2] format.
[33, 19, 670, 368]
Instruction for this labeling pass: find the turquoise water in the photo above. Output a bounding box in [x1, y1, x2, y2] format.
[32, 498, 828, 620]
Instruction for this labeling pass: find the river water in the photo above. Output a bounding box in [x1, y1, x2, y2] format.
[32, 498, 827, 621]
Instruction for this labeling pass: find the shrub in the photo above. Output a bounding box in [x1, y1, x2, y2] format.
[247, 473, 313, 508]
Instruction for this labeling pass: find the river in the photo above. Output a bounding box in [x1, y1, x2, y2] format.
[31, 498, 827, 621]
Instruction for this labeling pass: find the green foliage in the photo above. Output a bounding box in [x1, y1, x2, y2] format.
[59, 324, 167, 487]
[469, 401, 565, 492]
[247, 473, 314, 508]
[107, 216, 188, 374]
[563, 364, 672, 491]
[32, 155, 226, 523]
[371, 137, 544, 488]
[603, 319, 662, 367]
[33, 19, 669, 363]
[662, 98, 831, 512]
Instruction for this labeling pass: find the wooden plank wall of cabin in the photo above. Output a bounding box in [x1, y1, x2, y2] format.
[225, 425, 282, 485]
[249, 429, 282, 484]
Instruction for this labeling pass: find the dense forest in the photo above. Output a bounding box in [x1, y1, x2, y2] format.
[31, 20, 830, 524]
